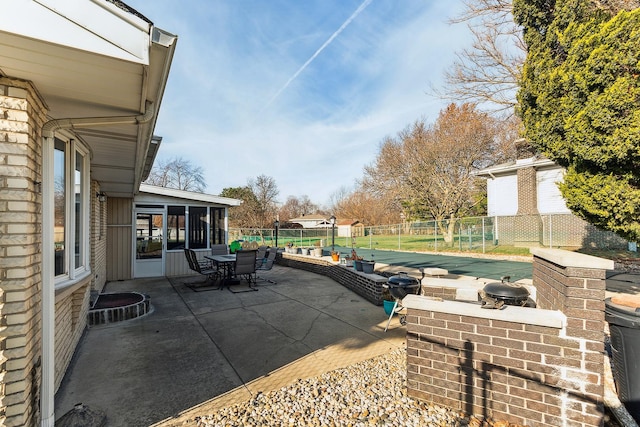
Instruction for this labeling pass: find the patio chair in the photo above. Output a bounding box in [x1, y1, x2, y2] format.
[256, 249, 277, 284]
[255, 246, 268, 267]
[231, 249, 258, 289]
[211, 244, 228, 256]
[184, 248, 219, 286]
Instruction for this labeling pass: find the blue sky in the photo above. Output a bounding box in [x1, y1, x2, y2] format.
[126, 0, 471, 206]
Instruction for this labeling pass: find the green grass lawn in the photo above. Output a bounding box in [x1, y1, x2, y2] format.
[235, 232, 636, 260]
[348, 235, 533, 257]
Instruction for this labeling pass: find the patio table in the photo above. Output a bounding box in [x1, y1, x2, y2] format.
[205, 254, 237, 287]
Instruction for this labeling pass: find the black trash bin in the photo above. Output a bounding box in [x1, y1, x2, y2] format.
[605, 297, 640, 421]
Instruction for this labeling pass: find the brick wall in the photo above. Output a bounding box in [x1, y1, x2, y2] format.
[277, 253, 388, 305]
[490, 214, 627, 250]
[404, 248, 613, 427]
[53, 278, 91, 393]
[516, 167, 538, 215]
[0, 77, 47, 427]
[514, 169, 542, 247]
[420, 285, 457, 301]
[91, 180, 107, 293]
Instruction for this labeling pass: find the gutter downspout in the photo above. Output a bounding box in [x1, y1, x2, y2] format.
[41, 101, 155, 137]
[40, 103, 154, 427]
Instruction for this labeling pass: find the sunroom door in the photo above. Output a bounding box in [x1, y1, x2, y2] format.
[134, 210, 165, 277]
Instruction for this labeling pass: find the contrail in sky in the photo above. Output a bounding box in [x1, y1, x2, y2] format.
[263, 0, 374, 110]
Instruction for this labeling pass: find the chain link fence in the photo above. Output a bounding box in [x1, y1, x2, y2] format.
[229, 213, 630, 254]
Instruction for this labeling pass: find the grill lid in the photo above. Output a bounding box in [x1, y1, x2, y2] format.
[388, 272, 419, 286]
[483, 277, 529, 300]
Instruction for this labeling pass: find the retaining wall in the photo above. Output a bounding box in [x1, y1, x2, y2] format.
[276, 253, 388, 305]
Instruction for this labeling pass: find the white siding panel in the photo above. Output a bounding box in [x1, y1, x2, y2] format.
[487, 175, 518, 216]
[537, 169, 570, 214]
[166, 251, 191, 277]
[165, 250, 208, 277]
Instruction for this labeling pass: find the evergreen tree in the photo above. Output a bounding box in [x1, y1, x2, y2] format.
[514, 0, 640, 240]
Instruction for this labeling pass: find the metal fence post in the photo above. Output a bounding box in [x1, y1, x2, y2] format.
[482, 217, 485, 253]
[434, 220, 438, 251]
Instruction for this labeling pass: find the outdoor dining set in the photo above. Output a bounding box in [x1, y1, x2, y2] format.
[183, 243, 277, 291]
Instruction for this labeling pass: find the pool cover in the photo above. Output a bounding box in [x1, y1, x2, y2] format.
[333, 246, 532, 282]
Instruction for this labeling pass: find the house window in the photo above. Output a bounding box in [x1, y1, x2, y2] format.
[74, 151, 85, 269]
[53, 137, 89, 281]
[54, 139, 66, 276]
[188, 206, 208, 249]
[167, 206, 185, 250]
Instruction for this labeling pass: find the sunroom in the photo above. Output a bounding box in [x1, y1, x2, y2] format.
[123, 184, 241, 279]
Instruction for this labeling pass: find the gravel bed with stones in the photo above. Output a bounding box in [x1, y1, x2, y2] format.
[194, 348, 520, 427]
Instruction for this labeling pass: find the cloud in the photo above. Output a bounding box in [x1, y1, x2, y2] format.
[262, 0, 374, 110]
[129, 0, 473, 206]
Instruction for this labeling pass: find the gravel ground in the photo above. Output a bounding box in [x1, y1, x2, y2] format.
[193, 348, 519, 427]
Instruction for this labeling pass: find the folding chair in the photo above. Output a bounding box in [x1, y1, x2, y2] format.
[184, 248, 219, 286]
[256, 249, 277, 284]
[230, 249, 258, 290]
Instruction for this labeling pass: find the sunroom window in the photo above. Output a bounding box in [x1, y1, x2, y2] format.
[167, 206, 186, 250]
[162, 205, 226, 251]
[188, 206, 208, 249]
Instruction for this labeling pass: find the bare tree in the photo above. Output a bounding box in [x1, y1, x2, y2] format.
[438, 0, 525, 114]
[145, 157, 206, 192]
[364, 104, 497, 244]
[278, 196, 301, 222]
[333, 189, 396, 226]
[248, 175, 279, 228]
[279, 195, 319, 221]
[328, 186, 353, 213]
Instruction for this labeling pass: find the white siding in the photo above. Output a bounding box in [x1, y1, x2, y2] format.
[337, 225, 350, 237]
[537, 169, 570, 214]
[487, 175, 518, 216]
[166, 251, 192, 276]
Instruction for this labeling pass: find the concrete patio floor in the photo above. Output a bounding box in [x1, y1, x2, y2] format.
[54, 251, 639, 426]
[54, 265, 406, 426]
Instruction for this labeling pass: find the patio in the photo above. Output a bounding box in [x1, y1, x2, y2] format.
[54, 265, 406, 426]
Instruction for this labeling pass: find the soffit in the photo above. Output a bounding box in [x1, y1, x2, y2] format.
[0, 0, 176, 198]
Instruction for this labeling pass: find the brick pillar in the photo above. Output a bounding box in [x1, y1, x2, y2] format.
[514, 166, 543, 247]
[0, 77, 47, 426]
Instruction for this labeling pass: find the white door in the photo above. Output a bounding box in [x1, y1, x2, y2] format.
[134, 210, 165, 278]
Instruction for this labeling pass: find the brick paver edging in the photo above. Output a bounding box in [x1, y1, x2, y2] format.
[276, 253, 389, 305]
